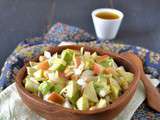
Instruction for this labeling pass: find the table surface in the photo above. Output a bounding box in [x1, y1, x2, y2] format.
[0, 0, 160, 69]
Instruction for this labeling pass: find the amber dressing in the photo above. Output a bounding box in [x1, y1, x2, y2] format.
[96, 12, 119, 20]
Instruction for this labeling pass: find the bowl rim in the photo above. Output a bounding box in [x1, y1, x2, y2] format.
[16, 45, 140, 115]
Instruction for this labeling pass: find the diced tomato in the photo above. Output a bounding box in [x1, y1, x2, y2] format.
[96, 55, 109, 63]
[48, 92, 64, 104]
[75, 56, 81, 67]
[38, 60, 49, 70]
[93, 63, 104, 75]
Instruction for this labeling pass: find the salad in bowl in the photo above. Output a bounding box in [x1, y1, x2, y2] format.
[23, 47, 134, 111]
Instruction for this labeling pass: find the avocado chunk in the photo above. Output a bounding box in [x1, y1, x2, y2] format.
[94, 74, 111, 97]
[94, 83, 110, 98]
[76, 96, 89, 110]
[49, 58, 66, 71]
[110, 84, 120, 99]
[83, 81, 98, 103]
[99, 57, 117, 68]
[25, 77, 39, 93]
[52, 84, 63, 93]
[110, 78, 121, 99]
[61, 49, 74, 64]
[97, 74, 107, 82]
[51, 78, 65, 93]
[94, 79, 110, 97]
[96, 99, 107, 109]
[66, 81, 80, 104]
[111, 84, 120, 99]
[82, 53, 95, 69]
[38, 80, 54, 95]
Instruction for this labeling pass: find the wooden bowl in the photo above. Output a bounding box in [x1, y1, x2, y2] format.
[16, 45, 140, 120]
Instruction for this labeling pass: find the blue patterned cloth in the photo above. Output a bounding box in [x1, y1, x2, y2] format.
[0, 22, 160, 119]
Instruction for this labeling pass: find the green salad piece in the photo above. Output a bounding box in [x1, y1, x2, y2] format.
[52, 78, 65, 93]
[96, 98, 107, 109]
[23, 48, 134, 111]
[61, 49, 75, 64]
[97, 74, 107, 82]
[83, 81, 98, 103]
[76, 96, 89, 110]
[65, 81, 80, 104]
[38, 80, 54, 95]
[109, 78, 121, 99]
[25, 77, 39, 93]
[49, 58, 66, 71]
[94, 74, 110, 97]
[82, 52, 95, 69]
[99, 57, 117, 68]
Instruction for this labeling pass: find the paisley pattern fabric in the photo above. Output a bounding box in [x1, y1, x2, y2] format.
[0, 22, 160, 119]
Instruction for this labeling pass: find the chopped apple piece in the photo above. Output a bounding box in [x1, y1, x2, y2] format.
[96, 99, 107, 109]
[110, 83, 120, 99]
[33, 69, 43, 79]
[66, 81, 80, 104]
[63, 99, 72, 109]
[93, 63, 105, 75]
[76, 96, 89, 110]
[83, 82, 98, 103]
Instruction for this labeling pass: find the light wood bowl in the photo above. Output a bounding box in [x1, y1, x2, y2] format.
[16, 45, 140, 120]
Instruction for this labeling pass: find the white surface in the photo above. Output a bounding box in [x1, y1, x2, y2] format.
[91, 8, 124, 40]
